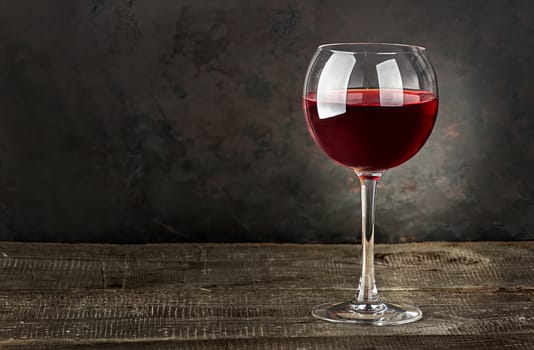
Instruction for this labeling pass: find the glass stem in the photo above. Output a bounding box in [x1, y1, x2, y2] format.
[354, 171, 382, 305]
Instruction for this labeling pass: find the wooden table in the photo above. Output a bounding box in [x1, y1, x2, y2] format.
[0, 242, 532, 349]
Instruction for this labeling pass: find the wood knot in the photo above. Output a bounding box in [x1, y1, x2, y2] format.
[375, 250, 487, 268]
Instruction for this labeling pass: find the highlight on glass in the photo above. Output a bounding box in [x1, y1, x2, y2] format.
[303, 43, 438, 325]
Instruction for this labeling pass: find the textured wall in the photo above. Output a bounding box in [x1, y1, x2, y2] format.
[0, 0, 533, 243]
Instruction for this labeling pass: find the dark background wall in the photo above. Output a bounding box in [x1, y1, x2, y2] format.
[0, 0, 533, 243]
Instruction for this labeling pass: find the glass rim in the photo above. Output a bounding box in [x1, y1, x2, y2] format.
[317, 43, 426, 54]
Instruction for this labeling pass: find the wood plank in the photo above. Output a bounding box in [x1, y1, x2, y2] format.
[2, 335, 534, 350]
[0, 288, 532, 342]
[0, 242, 533, 349]
[0, 242, 533, 291]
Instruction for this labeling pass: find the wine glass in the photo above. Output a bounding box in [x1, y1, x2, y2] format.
[303, 43, 439, 325]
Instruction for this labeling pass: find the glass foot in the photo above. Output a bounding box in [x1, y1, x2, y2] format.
[312, 301, 422, 326]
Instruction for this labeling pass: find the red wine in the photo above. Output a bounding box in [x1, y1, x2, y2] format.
[304, 89, 438, 171]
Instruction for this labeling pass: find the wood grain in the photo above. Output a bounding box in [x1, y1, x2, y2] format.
[0, 242, 533, 349]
